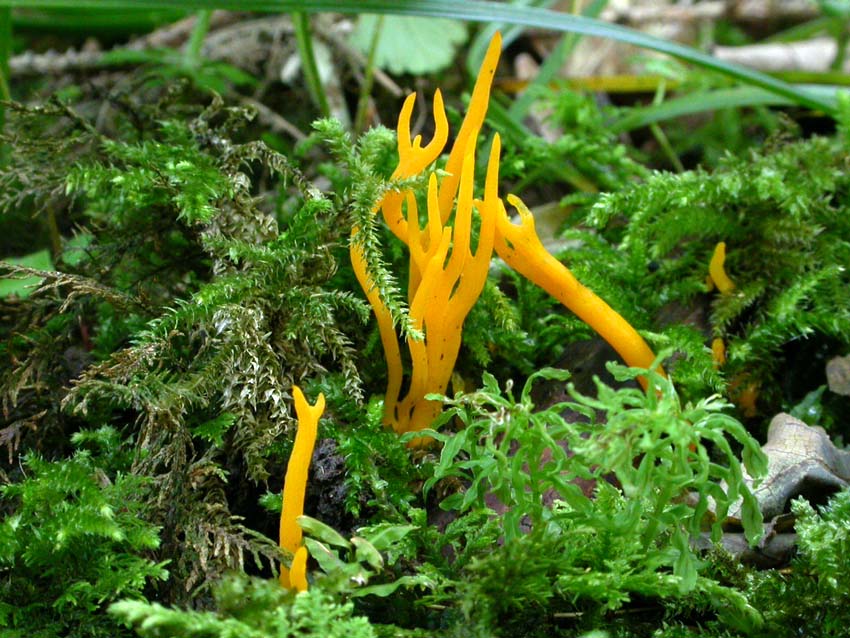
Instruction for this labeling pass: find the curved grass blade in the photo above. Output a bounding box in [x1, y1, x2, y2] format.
[611, 84, 842, 133]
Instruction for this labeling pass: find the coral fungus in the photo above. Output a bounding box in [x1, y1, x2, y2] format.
[350, 33, 502, 438]
[279, 386, 324, 591]
[353, 31, 661, 435]
[494, 194, 663, 388]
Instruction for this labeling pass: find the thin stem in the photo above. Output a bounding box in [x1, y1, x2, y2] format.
[46, 205, 62, 262]
[641, 465, 674, 546]
[354, 14, 383, 134]
[185, 9, 212, 70]
[0, 8, 8, 100]
[830, 18, 849, 72]
[292, 12, 330, 118]
[649, 82, 684, 173]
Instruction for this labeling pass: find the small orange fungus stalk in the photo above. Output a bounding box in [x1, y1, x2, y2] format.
[279, 386, 324, 590]
[494, 195, 663, 389]
[391, 138, 499, 437]
[711, 337, 726, 368]
[289, 546, 309, 593]
[708, 242, 735, 293]
[731, 378, 759, 417]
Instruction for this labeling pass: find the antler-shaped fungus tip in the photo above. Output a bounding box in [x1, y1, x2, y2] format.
[279, 386, 324, 590]
[394, 89, 449, 179]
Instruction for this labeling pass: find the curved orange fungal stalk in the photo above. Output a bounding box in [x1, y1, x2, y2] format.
[396, 222, 451, 434]
[441, 134, 500, 329]
[349, 241, 404, 418]
[352, 32, 504, 438]
[708, 242, 735, 294]
[348, 86, 451, 419]
[394, 89, 448, 181]
[401, 30, 500, 301]
[493, 194, 663, 390]
[279, 386, 325, 590]
[394, 138, 500, 439]
[393, 35, 498, 297]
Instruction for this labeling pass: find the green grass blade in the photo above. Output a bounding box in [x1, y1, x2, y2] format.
[0, 0, 836, 114]
[0, 7, 9, 104]
[610, 85, 842, 133]
[508, 0, 609, 120]
[11, 7, 188, 33]
[354, 14, 383, 134]
[466, 0, 554, 76]
[184, 9, 210, 69]
[292, 11, 330, 118]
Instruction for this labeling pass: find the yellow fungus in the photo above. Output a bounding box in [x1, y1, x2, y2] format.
[353, 30, 663, 439]
[279, 386, 324, 590]
[289, 546, 309, 593]
[708, 242, 735, 294]
[351, 33, 502, 439]
[349, 245, 403, 418]
[711, 337, 726, 368]
[732, 379, 759, 417]
[493, 195, 662, 390]
[436, 32, 501, 223]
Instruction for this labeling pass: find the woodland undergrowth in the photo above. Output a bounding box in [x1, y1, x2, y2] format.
[1, 74, 850, 638]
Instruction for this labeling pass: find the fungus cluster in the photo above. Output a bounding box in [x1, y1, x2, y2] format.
[350, 34, 503, 438]
[705, 242, 758, 413]
[352, 31, 662, 435]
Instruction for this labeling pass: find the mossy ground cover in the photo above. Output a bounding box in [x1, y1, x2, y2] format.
[1, 7, 850, 637]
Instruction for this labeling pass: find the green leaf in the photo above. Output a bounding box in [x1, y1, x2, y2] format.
[59, 233, 94, 267]
[741, 489, 764, 546]
[359, 523, 417, 551]
[672, 531, 698, 593]
[0, 250, 52, 298]
[351, 574, 434, 598]
[350, 14, 467, 75]
[351, 536, 383, 570]
[302, 537, 346, 573]
[611, 85, 841, 133]
[789, 385, 827, 424]
[298, 515, 351, 549]
[258, 491, 282, 513]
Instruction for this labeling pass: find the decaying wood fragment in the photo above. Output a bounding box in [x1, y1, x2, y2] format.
[730, 413, 850, 522]
[826, 355, 850, 397]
